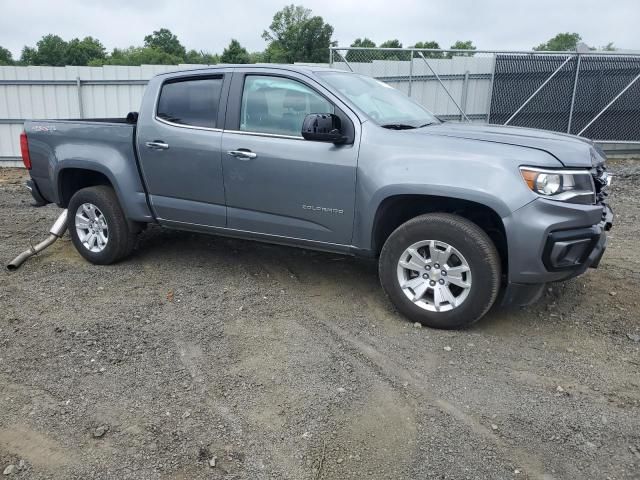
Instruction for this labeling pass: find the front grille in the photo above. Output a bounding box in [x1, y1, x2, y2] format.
[590, 147, 609, 205]
[591, 163, 609, 204]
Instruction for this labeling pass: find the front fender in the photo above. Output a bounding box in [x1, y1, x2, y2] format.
[352, 124, 563, 251]
[354, 183, 519, 253]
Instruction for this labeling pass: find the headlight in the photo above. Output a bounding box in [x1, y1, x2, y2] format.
[520, 167, 595, 204]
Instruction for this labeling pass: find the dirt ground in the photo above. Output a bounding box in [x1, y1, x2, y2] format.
[0, 160, 639, 480]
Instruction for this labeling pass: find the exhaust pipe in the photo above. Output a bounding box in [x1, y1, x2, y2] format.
[7, 209, 68, 271]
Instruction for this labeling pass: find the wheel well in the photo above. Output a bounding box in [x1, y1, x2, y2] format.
[372, 195, 508, 274]
[58, 169, 113, 207]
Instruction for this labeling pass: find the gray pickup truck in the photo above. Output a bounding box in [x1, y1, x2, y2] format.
[18, 64, 613, 328]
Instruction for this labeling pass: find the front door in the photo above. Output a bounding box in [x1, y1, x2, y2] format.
[221, 71, 359, 245]
[136, 72, 229, 227]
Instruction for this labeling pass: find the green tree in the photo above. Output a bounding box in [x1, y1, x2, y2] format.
[534, 33, 581, 51]
[380, 39, 402, 49]
[64, 37, 106, 66]
[143, 28, 186, 58]
[0, 46, 13, 65]
[92, 46, 183, 66]
[414, 41, 440, 49]
[351, 38, 376, 48]
[262, 42, 287, 63]
[22, 34, 68, 65]
[249, 51, 266, 63]
[19, 46, 38, 65]
[413, 41, 442, 58]
[184, 49, 219, 64]
[220, 39, 250, 64]
[346, 37, 376, 62]
[262, 4, 335, 63]
[448, 40, 476, 58]
[19, 35, 107, 65]
[378, 39, 403, 60]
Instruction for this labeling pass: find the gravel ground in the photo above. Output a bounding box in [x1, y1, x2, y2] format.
[0, 160, 639, 480]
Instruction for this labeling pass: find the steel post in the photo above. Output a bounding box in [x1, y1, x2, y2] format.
[567, 54, 581, 133]
[408, 50, 414, 97]
[76, 77, 84, 119]
[486, 53, 497, 123]
[334, 50, 354, 72]
[417, 52, 470, 122]
[460, 71, 470, 121]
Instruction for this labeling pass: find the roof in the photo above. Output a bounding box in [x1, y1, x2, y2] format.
[154, 63, 350, 78]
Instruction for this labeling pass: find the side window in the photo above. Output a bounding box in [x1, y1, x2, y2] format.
[240, 75, 334, 136]
[157, 76, 223, 128]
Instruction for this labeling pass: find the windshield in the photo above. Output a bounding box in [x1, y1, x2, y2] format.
[318, 72, 439, 128]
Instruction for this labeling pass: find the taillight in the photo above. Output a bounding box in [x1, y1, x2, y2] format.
[20, 131, 32, 170]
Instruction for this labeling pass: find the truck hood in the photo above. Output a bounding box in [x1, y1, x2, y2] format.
[415, 122, 597, 167]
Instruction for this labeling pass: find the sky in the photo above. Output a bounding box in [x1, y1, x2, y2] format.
[1, 0, 638, 58]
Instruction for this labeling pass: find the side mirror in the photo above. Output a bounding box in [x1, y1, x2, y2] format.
[301, 113, 347, 144]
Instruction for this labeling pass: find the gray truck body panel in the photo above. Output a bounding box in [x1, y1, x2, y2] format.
[24, 64, 611, 294]
[25, 120, 153, 222]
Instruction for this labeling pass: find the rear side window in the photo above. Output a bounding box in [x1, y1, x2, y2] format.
[157, 77, 223, 128]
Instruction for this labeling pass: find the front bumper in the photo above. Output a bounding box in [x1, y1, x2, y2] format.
[502, 200, 613, 306]
[543, 201, 612, 273]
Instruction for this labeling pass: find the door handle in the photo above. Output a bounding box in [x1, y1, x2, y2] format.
[227, 150, 257, 160]
[145, 141, 169, 150]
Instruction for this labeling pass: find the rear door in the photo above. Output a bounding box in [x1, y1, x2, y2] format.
[136, 71, 230, 227]
[220, 69, 360, 245]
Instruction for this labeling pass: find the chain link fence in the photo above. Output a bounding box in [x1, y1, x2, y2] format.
[330, 47, 640, 143]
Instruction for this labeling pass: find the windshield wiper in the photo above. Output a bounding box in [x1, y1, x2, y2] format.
[380, 124, 417, 130]
[381, 122, 437, 130]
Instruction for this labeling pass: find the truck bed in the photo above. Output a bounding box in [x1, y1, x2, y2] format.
[24, 118, 140, 208]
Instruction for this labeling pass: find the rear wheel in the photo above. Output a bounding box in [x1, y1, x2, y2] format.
[379, 213, 501, 329]
[68, 186, 136, 264]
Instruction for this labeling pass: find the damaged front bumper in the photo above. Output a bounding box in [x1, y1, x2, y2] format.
[543, 202, 613, 273]
[502, 201, 613, 307]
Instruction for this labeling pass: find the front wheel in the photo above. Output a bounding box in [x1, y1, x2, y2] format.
[379, 213, 501, 329]
[68, 185, 137, 265]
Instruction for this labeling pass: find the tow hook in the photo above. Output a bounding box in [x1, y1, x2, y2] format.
[6, 209, 68, 271]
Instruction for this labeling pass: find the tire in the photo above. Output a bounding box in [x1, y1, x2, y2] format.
[68, 185, 137, 265]
[379, 213, 501, 329]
